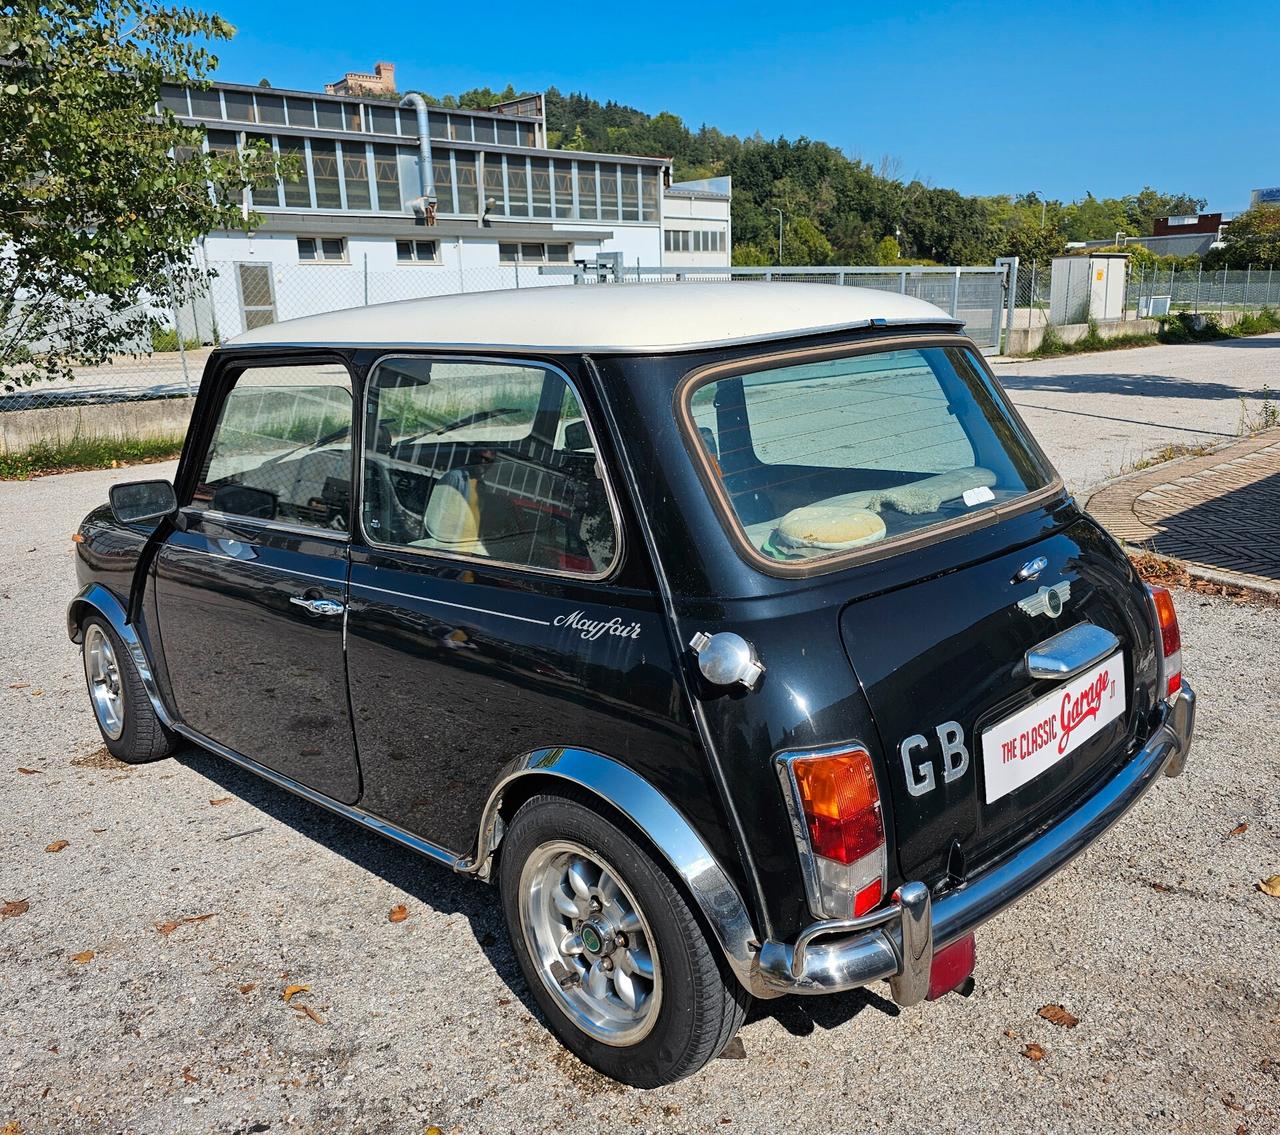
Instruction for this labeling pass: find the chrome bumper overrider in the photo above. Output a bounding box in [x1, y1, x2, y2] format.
[755, 682, 1196, 1002]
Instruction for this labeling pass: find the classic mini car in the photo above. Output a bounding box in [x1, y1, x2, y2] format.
[70, 283, 1195, 1086]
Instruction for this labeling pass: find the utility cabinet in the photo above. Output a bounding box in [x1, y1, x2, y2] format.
[1049, 254, 1128, 325]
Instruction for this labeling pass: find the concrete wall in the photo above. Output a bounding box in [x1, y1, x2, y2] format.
[0, 397, 196, 453]
[1005, 307, 1266, 356]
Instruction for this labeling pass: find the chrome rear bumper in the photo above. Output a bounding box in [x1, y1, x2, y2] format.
[755, 681, 1196, 1001]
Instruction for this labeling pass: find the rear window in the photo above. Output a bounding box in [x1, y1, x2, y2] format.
[684, 344, 1055, 569]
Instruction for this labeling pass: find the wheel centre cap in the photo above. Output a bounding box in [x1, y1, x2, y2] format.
[579, 919, 613, 957]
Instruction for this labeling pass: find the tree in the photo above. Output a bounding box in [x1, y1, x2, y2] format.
[1, 1, 281, 391]
[1205, 205, 1280, 269]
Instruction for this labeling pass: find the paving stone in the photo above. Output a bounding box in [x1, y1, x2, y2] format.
[1086, 427, 1280, 588]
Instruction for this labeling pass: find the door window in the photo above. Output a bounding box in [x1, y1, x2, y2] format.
[193, 363, 354, 531]
[362, 357, 619, 577]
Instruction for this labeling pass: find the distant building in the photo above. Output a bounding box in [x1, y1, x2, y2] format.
[1153, 212, 1228, 237]
[324, 61, 397, 98]
[158, 74, 732, 337]
[1251, 187, 1280, 207]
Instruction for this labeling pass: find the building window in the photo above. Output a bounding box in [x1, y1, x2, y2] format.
[372, 144, 401, 211]
[367, 104, 397, 135]
[298, 237, 348, 263]
[499, 242, 572, 264]
[666, 229, 725, 254]
[280, 137, 311, 208]
[310, 140, 342, 208]
[285, 96, 316, 129]
[396, 240, 439, 264]
[342, 142, 372, 210]
[256, 93, 285, 125]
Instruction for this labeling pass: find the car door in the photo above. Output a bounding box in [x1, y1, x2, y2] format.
[344, 354, 703, 854]
[153, 357, 362, 804]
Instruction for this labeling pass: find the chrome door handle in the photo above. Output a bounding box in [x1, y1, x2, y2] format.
[289, 595, 345, 617]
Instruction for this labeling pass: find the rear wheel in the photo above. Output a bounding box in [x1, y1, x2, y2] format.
[80, 616, 176, 763]
[498, 793, 750, 1086]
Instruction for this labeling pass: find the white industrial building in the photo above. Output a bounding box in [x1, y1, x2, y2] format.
[161, 75, 732, 337]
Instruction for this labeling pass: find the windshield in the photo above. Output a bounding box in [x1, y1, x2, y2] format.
[684, 343, 1056, 569]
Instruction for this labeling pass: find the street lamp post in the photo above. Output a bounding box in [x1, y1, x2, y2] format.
[773, 208, 784, 265]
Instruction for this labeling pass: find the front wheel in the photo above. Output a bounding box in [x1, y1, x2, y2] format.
[80, 616, 176, 763]
[498, 793, 750, 1086]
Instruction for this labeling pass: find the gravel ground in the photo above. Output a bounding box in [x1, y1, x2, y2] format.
[3, 429, 1280, 1133]
[996, 333, 1280, 494]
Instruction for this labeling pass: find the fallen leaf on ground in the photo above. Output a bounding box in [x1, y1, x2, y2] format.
[424, 1127, 443, 1135]
[91, 828, 106, 833]
[30, 690, 43, 697]
[1150, 881, 1173, 892]
[1003, 1028, 1019, 1039]
[1022, 1042, 1045, 1061]
[209, 797, 232, 806]
[181, 1067, 198, 1084]
[17, 767, 38, 775]
[8, 682, 29, 690]
[282, 983, 310, 1004]
[45, 840, 69, 853]
[718, 1036, 747, 1060]
[2, 898, 29, 919]
[1227, 822, 1248, 837]
[155, 912, 214, 936]
[1038, 1004, 1079, 1029]
[1257, 876, 1280, 898]
[71, 950, 94, 964]
[238, 982, 257, 994]
[3, 1120, 27, 1134]
[388, 904, 408, 923]
[294, 1004, 325, 1025]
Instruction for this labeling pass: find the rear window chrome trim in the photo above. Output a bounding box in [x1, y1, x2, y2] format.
[355, 351, 626, 584]
[674, 333, 1065, 579]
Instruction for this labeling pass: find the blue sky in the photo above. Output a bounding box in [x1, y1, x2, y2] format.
[209, 0, 1277, 210]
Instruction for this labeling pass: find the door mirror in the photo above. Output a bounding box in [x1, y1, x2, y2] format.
[108, 479, 178, 526]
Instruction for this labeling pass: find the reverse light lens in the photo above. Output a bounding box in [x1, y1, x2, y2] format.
[787, 747, 888, 919]
[791, 748, 884, 865]
[1147, 584, 1183, 697]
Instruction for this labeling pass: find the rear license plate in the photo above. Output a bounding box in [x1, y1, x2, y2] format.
[981, 651, 1126, 804]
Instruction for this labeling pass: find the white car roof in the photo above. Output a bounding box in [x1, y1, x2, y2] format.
[226, 281, 960, 355]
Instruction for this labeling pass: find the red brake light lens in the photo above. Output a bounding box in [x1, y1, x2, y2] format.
[791, 748, 885, 865]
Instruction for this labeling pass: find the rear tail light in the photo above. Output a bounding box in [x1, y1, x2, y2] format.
[779, 746, 887, 919]
[1146, 584, 1183, 698]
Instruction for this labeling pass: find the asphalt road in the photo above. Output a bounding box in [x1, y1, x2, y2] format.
[996, 333, 1280, 494]
[2, 366, 1280, 1132]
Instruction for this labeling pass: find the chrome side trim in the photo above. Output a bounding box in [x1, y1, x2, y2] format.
[755, 682, 1195, 996]
[66, 583, 177, 729]
[1025, 621, 1120, 680]
[469, 747, 765, 996]
[171, 723, 464, 870]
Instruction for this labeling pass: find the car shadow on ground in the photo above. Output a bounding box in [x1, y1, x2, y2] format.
[175, 744, 906, 1057]
[173, 745, 539, 1005]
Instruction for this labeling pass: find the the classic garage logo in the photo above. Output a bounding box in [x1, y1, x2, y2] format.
[982, 653, 1126, 803]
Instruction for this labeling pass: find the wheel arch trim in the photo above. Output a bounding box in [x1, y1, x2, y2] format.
[470, 747, 766, 996]
[67, 583, 176, 728]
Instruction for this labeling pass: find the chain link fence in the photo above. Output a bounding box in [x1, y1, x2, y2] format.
[1011, 261, 1280, 331]
[2, 262, 1007, 436]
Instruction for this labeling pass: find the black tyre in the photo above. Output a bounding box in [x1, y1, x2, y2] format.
[80, 615, 176, 764]
[498, 793, 750, 1086]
